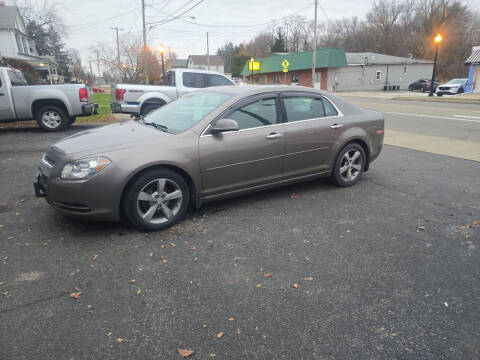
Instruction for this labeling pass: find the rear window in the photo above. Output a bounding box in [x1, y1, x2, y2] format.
[8, 69, 28, 86]
[164, 71, 175, 86]
[183, 72, 204, 88]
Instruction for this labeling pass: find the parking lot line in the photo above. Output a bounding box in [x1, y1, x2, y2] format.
[385, 111, 480, 124]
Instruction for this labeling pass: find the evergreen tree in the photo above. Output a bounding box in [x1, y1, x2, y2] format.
[271, 28, 286, 53]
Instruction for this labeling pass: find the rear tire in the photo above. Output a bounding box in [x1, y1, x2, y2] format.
[140, 102, 165, 116]
[35, 105, 70, 132]
[332, 143, 366, 187]
[408, 85, 413, 91]
[458, 87, 464, 94]
[437, 93, 443, 97]
[123, 168, 190, 231]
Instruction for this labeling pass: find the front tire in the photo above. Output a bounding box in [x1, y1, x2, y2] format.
[123, 169, 190, 231]
[333, 143, 366, 187]
[408, 85, 413, 91]
[35, 105, 70, 132]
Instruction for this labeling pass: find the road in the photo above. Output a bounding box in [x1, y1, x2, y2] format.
[343, 97, 480, 162]
[0, 118, 479, 359]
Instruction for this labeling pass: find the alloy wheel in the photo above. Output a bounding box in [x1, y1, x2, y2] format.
[339, 149, 363, 182]
[41, 111, 62, 129]
[136, 178, 183, 224]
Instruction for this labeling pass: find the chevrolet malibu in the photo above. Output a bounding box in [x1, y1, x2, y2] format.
[34, 86, 384, 231]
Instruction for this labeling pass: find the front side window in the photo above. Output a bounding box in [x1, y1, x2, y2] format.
[283, 96, 325, 122]
[376, 71, 381, 81]
[227, 98, 278, 130]
[143, 91, 232, 133]
[8, 70, 28, 86]
[183, 72, 204, 88]
[205, 74, 233, 87]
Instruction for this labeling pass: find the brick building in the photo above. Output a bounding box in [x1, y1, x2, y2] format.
[240, 48, 347, 89]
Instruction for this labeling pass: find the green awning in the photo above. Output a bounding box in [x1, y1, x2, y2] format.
[240, 48, 347, 76]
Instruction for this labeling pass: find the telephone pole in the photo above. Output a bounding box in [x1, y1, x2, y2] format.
[142, 0, 148, 84]
[110, 27, 124, 65]
[311, 0, 317, 88]
[96, 49, 101, 78]
[206, 32, 210, 71]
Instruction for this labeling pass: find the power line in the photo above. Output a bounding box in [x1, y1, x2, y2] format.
[148, 0, 205, 26]
[67, 8, 137, 27]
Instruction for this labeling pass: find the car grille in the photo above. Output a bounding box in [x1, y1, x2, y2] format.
[439, 86, 450, 90]
[52, 201, 91, 213]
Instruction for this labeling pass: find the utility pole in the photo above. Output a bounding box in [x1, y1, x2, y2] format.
[110, 27, 124, 65]
[311, 0, 318, 88]
[96, 49, 101, 78]
[207, 32, 210, 71]
[142, 0, 148, 84]
[89, 59, 94, 83]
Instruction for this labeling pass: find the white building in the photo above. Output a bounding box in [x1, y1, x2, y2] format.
[187, 55, 225, 74]
[0, 4, 58, 83]
[329, 52, 434, 92]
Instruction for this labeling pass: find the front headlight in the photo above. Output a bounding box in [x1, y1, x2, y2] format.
[61, 157, 111, 180]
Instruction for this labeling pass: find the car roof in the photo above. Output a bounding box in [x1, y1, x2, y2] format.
[202, 85, 328, 97]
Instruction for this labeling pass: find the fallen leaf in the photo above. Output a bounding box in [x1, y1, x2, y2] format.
[160, 244, 165, 248]
[444, 301, 448, 307]
[107, 332, 112, 336]
[203, 324, 207, 328]
[236, 329, 241, 334]
[0, 224, 4, 228]
[0, 282, 3, 286]
[188, 246, 197, 250]
[162, 259, 168, 263]
[177, 348, 195, 358]
[15, 212, 20, 216]
[293, 283, 299, 288]
[134, 244, 139, 248]
[210, 354, 216, 358]
[116, 338, 124, 343]
[89, 264, 94, 268]
[87, 304, 93, 309]
[2, 291, 8, 295]
[263, 273, 272, 278]
[193, 257, 198, 261]
[216, 331, 224, 339]
[170, 243, 176, 247]
[390, 333, 397, 336]
[92, 254, 99, 261]
[130, 279, 136, 284]
[418, 226, 425, 231]
[138, 268, 143, 271]
[136, 289, 142, 295]
[228, 317, 234, 321]
[290, 194, 299, 199]
[255, 326, 259, 331]
[304, 277, 314, 281]
[256, 284, 262, 288]
[70, 291, 82, 299]
[7, 236, 14, 240]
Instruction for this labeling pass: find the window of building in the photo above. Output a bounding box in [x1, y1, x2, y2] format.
[227, 98, 278, 130]
[283, 96, 325, 122]
[21, 37, 28, 54]
[15, 33, 23, 53]
[274, 75, 280, 84]
[376, 70, 381, 81]
[183, 72, 205, 88]
[291, 73, 299, 83]
[403, 65, 408, 74]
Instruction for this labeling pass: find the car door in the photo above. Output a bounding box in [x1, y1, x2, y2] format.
[0, 71, 15, 121]
[199, 93, 285, 197]
[281, 92, 343, 179]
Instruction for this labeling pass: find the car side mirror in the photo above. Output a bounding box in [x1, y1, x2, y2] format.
[210, 119, 239, 134]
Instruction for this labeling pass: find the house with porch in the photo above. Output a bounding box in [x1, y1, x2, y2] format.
[0, 4, 58, 83]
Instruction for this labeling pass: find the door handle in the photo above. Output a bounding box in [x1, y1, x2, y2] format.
[0, 93, 4, 96]
[266, 132, 282, 139]
[330, 123, 343, 129]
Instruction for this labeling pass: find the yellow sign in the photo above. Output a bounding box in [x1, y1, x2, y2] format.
[283, 68, 288, 73]
[281, 59, 290, 72]
[248, 61, 260, 71]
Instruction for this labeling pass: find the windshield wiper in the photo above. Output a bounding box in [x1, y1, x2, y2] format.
[143, 121, 170, 133]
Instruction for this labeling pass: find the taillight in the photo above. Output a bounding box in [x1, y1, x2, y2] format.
[115, 88, 126, 101]
[79, 87, 88, 102]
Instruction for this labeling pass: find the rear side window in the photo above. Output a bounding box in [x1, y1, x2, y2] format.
[227, 98, 278, 130]
[183, 72, 204, 88]
[206, 74, 233, 87]
[283, 96, 325, 122]
[323, 98, 338, 117]
[164, 71, 175, 86]
[8, 70, 28, 86]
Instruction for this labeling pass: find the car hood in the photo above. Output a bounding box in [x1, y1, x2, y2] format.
[51, 120, 171, 157]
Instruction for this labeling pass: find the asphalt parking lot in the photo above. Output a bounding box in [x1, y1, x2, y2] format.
[1, 123, 479, 359]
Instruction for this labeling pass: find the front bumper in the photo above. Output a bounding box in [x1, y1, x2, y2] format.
[80, 103, 98, 116]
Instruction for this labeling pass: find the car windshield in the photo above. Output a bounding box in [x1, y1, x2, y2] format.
[143, 91, 232, 133]
[446, 79, 466, 85]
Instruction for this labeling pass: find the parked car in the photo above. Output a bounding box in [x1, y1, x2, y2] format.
[92, 86, 105, 93]
[436, 78, 468, 96]
[35, 85, 384, 231]
[110, 69, 235, 116]
[408, 79, 439, 92]
[0, 67, 98, 131]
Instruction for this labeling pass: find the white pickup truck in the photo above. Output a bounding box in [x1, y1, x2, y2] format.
[110, 69, 235, 116]
[0, 67, 98, 131]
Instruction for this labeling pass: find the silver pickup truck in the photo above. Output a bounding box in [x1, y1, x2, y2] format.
[0, 67, 98, 131]
[110, 69, 235, 116]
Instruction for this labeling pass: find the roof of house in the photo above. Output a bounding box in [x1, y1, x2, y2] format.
[188, 55, 224, 66]
[465, 50, 480, 65]
[171, 59, 188, 67]
[0, 5, 22, 28]
[240, 48, 347, 76]
[346, 52, 432, 65]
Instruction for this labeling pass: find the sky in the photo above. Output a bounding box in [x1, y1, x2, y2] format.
[8, 0, 373, 65]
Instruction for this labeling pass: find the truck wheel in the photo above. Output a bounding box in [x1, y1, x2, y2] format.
[140, 102, 165, 116]
[36, 105, 69, 131]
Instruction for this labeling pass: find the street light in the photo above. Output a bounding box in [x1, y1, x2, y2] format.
[158, 47, 166, 81]
[429, 33, 443, 97]
[250, 57, 254, 84]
